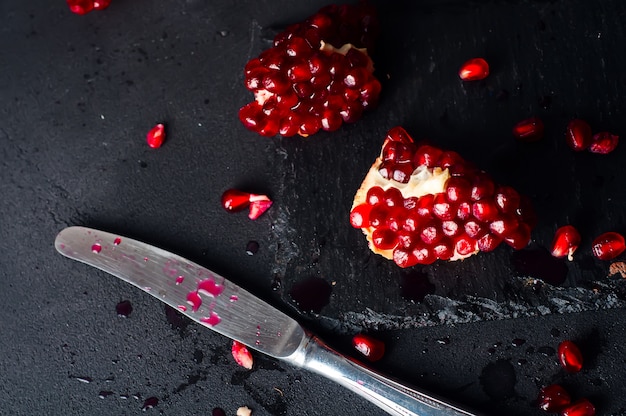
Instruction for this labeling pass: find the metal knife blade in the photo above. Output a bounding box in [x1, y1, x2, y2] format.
[55, 226, 478, 416]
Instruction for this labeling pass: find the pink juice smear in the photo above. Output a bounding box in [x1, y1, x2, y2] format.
[229, 295, 238, 302]
[186, 291, 202, 312]
[197, 278, 224, 297]
[91, 243, 102, 253]
[178, 305, 188, 312]
[113, 237, 122, 246]
[201, 311, 221, 327]
[175, 275, 185, 285]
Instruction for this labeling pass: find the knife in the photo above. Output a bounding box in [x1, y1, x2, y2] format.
[55, 226, 478, 416]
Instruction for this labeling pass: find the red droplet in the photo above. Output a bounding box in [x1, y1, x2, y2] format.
[91, 243, 102, 253]
[186, 291, 202, 312]
[591, 231, 626, 260]
[66, 0, 95, 15]
[536, 384, 571, 412]
[231, 340, 253, 369]
[551, 225, 581, 261]
[557, 340, 583, 373]
[589, 131, 619, 154]
[513, 117, 544, 142]
[146, 123, 165, 148]
[92, 0, 111, 10]
[561, 398, 596, 416]
[565, 119, 592, 151]
[352, 333, 385, 362]
[113, 237, 122, 246]
[197, 278, 224, 297]
[201, 311, 221, 327]
[458, 58, 490, 81]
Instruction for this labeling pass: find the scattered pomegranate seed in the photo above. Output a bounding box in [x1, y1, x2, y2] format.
[513, 117, 544, 142]
[589, 131, 619, 154]
[561, 398, 596, 416]
[146, 123, 165, 148]
[67, 0, 94, 15]
[221, 189, 273, 220]
[557, 340, 583, 373]
[536, 384, 571, 412]
[231, 340, 253, 369]
[565, 119, 592, 151]
[458, 58, 490, 81]
[591, 231, 626, 260]
[551, 225, 581, 261]
[352, 333, 385, 362]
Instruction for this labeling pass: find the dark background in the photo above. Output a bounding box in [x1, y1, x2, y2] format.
[2, 0, 626, 415]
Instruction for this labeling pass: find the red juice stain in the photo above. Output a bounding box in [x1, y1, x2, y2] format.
[511, 248, 568, 285]
[141, 396, 158, 410]
[229, 295, 238, 302]
[289, 277, 332, 314]
[186, 291, 202, 312]
[91, 243, 102, 253]
[116, 300, 133, 317]
[201, 311, 221, 327]
[198, 278, 224, 297]
[175, 275, 184, 285]
[113, 237, 122, 246]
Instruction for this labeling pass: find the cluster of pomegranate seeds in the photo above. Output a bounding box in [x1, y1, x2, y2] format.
[591, 231, 625, 260]
[146, 123, 165, 148]
[565, 118, 619, 154]
[66, 0, 110, 15]
[550, 225, 581, 261]
[231, 340, 254, 370]
[239, 3, 381, 137]
[351, 126, 535, 267]
[458, 58, 490, 81]
[513, 117, 545, 142]
[352, 333, 385, 362]
[221, 189, 273, 220]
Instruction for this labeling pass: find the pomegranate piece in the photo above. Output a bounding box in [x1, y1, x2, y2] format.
[351, 127, 535, 267]
[561, 399, 596, 416]
[536, 384, 571, 412]
[352, 333, 385, 362]
[591, 231, 626, 260]
[231, 340, 253, 369]
[240, 3, 381, 137]
[513, 117, 544, 142]
[551, 225, 581, 261]
[458, 58, 490, 81]
[146, 123, 165, 148]
[565, 119, 592, 151]
[557, 340, 583, 373]
[589, 131, 619, 154]
[221, 189, 273, 220]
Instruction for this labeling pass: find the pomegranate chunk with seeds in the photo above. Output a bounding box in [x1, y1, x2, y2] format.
[239, 3, 381, 137]
[350, 127, 535, 267]
[231, 340, 253, 370]
[513, 117, 544, 142]
[352, 333, 385, 362]
[561, 399, 596, 416]
[591, 231, 625, 260]
[221, 189, 273, 220]
[536, 384, 571, 412]
[458, 58, 490, 81]
[589, 131, 619, 154]
[551, 225, 581, 261]
[565, 119, 592, 151]
[557, 340, 583, 373]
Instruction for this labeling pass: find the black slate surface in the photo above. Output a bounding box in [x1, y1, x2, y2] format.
[3, 0, 626, 415]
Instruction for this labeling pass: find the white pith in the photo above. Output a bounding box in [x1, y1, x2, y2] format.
[352, 140, 479, 262]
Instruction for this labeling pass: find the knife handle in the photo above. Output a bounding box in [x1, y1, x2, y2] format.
[286, 335, 478, 416]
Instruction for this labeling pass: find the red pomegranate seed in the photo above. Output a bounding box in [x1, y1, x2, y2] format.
[414, 145, 443, 168]
[432, 193, 457, 220]
[67, 0, 94, 14]
[383, 187, 404, 207]
[513, 117, 544, 142]
[503, 223, 531, 250]
[350, 204, 372, 228]
[565, 119, 592, 151]
[248, 194, 273, 220]
[445, 177, 472, 203]
[432, 238, 454, 260]
[366, 186, 385, 205]
[477, 233, 502, 252]
[557, 340, 583, 373]
[352, 333, 385, 362]
[231, 340, 253, 369]
[441, 220, 461, 237]
[591, 231, 626, 260]
[551, 225, 581, 261]
[458, 58, 490, 81]
[489, 215, 519, 237]
[464, 220, 487, 239]
[456, 202, 472, 221]
[536, 384, 571, 412]
[454, 234, 477, 256]
[471, 200, 499, 222]
[93, 0, 111, 10]
[221, 189, 251, 212]
[411, 243, 437, 265]
[494, 186, 520, 214]
[470, 173, 495, 201]
[589, 131, 619, 154]
[393, 246, 418, 268]
[146, 123, 165, 148]
[561, 398, 596, 416]
[386, 126, 414, 143]
[385, 207, 406, 231]
[372, 228, 398, 250]
[415, 194, 435, 218]
[419, 220, 442, 245]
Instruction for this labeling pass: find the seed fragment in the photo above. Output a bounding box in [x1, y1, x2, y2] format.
[591, 231, 626, 260]
[557, 340, 583, 373]
[536, 384, 571, 412]
[458, 58, 490, 81]
[231, 340, 254, 370]
[352, 333, 385, 362]
[565, 119, 592, 151]
[589, 131, 619, 154]
[551, 225, 581, 261]
[561, 398, 596, 416]
[513, 117, 544, 142]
